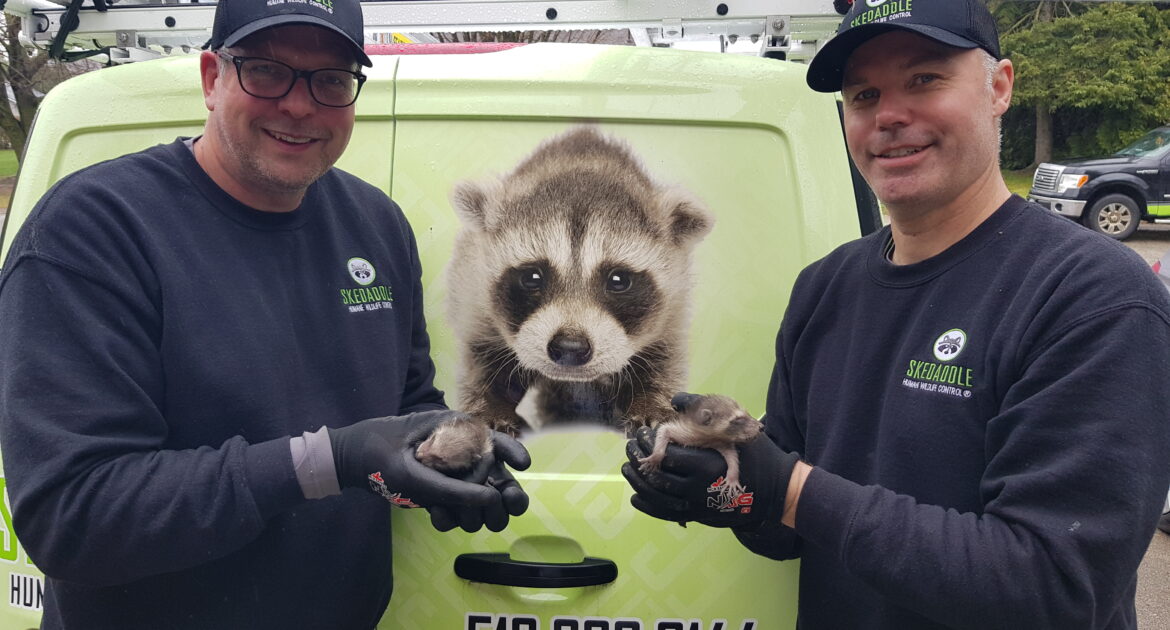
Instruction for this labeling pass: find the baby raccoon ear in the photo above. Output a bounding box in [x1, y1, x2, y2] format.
[700, 408, 714, 425]
[659, 188, 714, 248]
[450, 180, 504, 232]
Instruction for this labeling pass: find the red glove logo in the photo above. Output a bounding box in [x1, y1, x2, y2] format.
[706, 478, 753, 512]
[367, 471, 420, 508]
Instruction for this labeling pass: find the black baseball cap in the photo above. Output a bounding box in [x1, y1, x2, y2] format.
[206, 0, 372, 67]
[806, 0, 1000, 93]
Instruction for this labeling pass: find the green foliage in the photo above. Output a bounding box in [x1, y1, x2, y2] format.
[999, 106, 1035, 170]
[999, 3, 1170, 163]
[1001, 168, 1034, 198]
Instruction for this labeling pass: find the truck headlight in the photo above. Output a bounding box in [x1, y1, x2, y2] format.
[1058, 173, 1089, 193]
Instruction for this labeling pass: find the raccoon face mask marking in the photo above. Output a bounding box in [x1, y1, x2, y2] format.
[496, 260, 557, 336]
[595, 263, 661, 337]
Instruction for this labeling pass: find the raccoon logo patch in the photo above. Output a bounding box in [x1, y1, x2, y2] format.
[932, 328, 967, 362]
[347, 257, 376, 286]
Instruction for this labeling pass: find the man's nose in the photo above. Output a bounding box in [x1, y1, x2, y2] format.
[873, 92, 911, 130]
[278, 76, 318, 118]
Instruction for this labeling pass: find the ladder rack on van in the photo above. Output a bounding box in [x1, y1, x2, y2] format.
[4, 0, 847, 63]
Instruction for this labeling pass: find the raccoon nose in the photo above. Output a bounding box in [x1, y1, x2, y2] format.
[548, 333, 593, 366]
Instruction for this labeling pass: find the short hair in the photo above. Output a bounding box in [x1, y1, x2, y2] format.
[981, 50, 999, 90]
[981, 50, 1004, 156]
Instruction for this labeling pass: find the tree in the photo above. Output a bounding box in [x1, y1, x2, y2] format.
[992, 0, 1086, 168]
[999, 3, 1170, 169]
[0, 14, 97, 161]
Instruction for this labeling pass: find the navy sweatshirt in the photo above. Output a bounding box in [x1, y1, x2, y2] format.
[0, 139, 446, 629]
[743, 196, 1170, 629]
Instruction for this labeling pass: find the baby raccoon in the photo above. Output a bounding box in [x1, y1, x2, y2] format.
[639, 393, 763, 493]
[415, 416, 493, 476]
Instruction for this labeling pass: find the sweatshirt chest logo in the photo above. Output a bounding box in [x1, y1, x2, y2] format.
[901, 328, 975, 400]
[340, 257, 394, 313]
[348, 257, 376, 285]
[933, 328, 967, 361]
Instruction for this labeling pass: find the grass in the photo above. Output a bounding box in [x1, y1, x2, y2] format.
[1002, 167, 1034, 197]
[0, 150, 16, 178]
[0, 150, 15, 211]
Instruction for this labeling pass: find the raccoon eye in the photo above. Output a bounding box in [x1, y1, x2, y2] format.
[518, 268, 545, 291]
[606, 269, 632, 293]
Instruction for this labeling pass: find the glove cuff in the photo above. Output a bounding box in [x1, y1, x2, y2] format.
[765, 449, 803, 526]
[291, 426, 342, 499]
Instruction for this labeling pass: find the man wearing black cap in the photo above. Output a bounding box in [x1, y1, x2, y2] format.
[623, 0, 1170, 627]
[0, 0, 530, 627]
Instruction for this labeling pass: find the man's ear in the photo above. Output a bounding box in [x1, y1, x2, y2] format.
[200, 50, 222, 111]
[991, 58, 1014, 118]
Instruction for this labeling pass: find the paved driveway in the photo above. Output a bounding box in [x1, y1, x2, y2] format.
[1125, 223, 1170, 266]
[1139, 530, 1170, 628]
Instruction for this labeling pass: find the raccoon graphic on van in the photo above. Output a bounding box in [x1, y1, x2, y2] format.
[445, 126, 713, 435]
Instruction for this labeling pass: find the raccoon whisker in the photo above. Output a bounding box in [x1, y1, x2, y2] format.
[481, 348, 515, 374]
[470, 339, 521, 402]
[624, 355, 656, 391]
[600, 370, 624, 405]
[632, 344, 672, 370]
[480, 355, 518, 398]
[619, 363, 647, 398]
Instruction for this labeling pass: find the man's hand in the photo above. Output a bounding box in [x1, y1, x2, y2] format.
[621, 424, 799, 529]
[329, 411, 530, 530]
[426, 433, 532, 533]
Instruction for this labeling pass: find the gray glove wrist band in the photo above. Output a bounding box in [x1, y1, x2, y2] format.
[291, 426, 342, 499]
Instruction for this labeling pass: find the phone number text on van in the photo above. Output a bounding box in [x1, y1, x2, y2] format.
[466, 615, 758, 630]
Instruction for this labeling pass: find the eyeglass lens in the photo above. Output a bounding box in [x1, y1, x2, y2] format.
[239, 58, 360, 107]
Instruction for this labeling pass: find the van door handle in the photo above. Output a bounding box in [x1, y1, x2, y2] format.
[453, 552, 618, 587]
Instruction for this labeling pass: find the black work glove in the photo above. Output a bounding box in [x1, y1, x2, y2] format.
[621, 424, 800, 529]
[330, 411, 529, 522]
[426, 435, 531, 533]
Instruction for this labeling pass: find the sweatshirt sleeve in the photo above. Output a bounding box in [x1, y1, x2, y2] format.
[794, 303, 1170, 629]
[395, 211, 447, 415]
[0, 255, 305, 586]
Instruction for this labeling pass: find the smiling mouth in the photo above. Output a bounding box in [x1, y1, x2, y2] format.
[876, 146, 925, 159]
[267, 130, 315, 145]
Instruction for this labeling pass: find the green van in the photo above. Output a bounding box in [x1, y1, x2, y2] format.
[0, 42, 875, 628]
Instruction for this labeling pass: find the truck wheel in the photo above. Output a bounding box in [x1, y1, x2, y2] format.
[1083, 194, 1141, 240]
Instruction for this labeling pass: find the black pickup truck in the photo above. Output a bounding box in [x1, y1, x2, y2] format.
[1027, 126, 1170, 240]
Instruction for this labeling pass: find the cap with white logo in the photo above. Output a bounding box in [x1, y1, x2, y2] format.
[806, 0, 1000, 93]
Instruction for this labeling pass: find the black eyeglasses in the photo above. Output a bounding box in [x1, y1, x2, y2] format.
[217, 52, 367, 108]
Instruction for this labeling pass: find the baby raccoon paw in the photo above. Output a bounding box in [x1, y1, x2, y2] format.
[638, 455, 663, 475]
[720, 477, 745, 496]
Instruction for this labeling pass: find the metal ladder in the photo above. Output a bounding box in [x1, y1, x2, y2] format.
[2, 0, 849, 63]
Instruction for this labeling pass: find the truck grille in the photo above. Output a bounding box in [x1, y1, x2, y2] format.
[1032, 165, 1062, 192]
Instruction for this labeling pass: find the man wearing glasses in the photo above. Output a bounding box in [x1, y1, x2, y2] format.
[0, 0, 529, 627]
